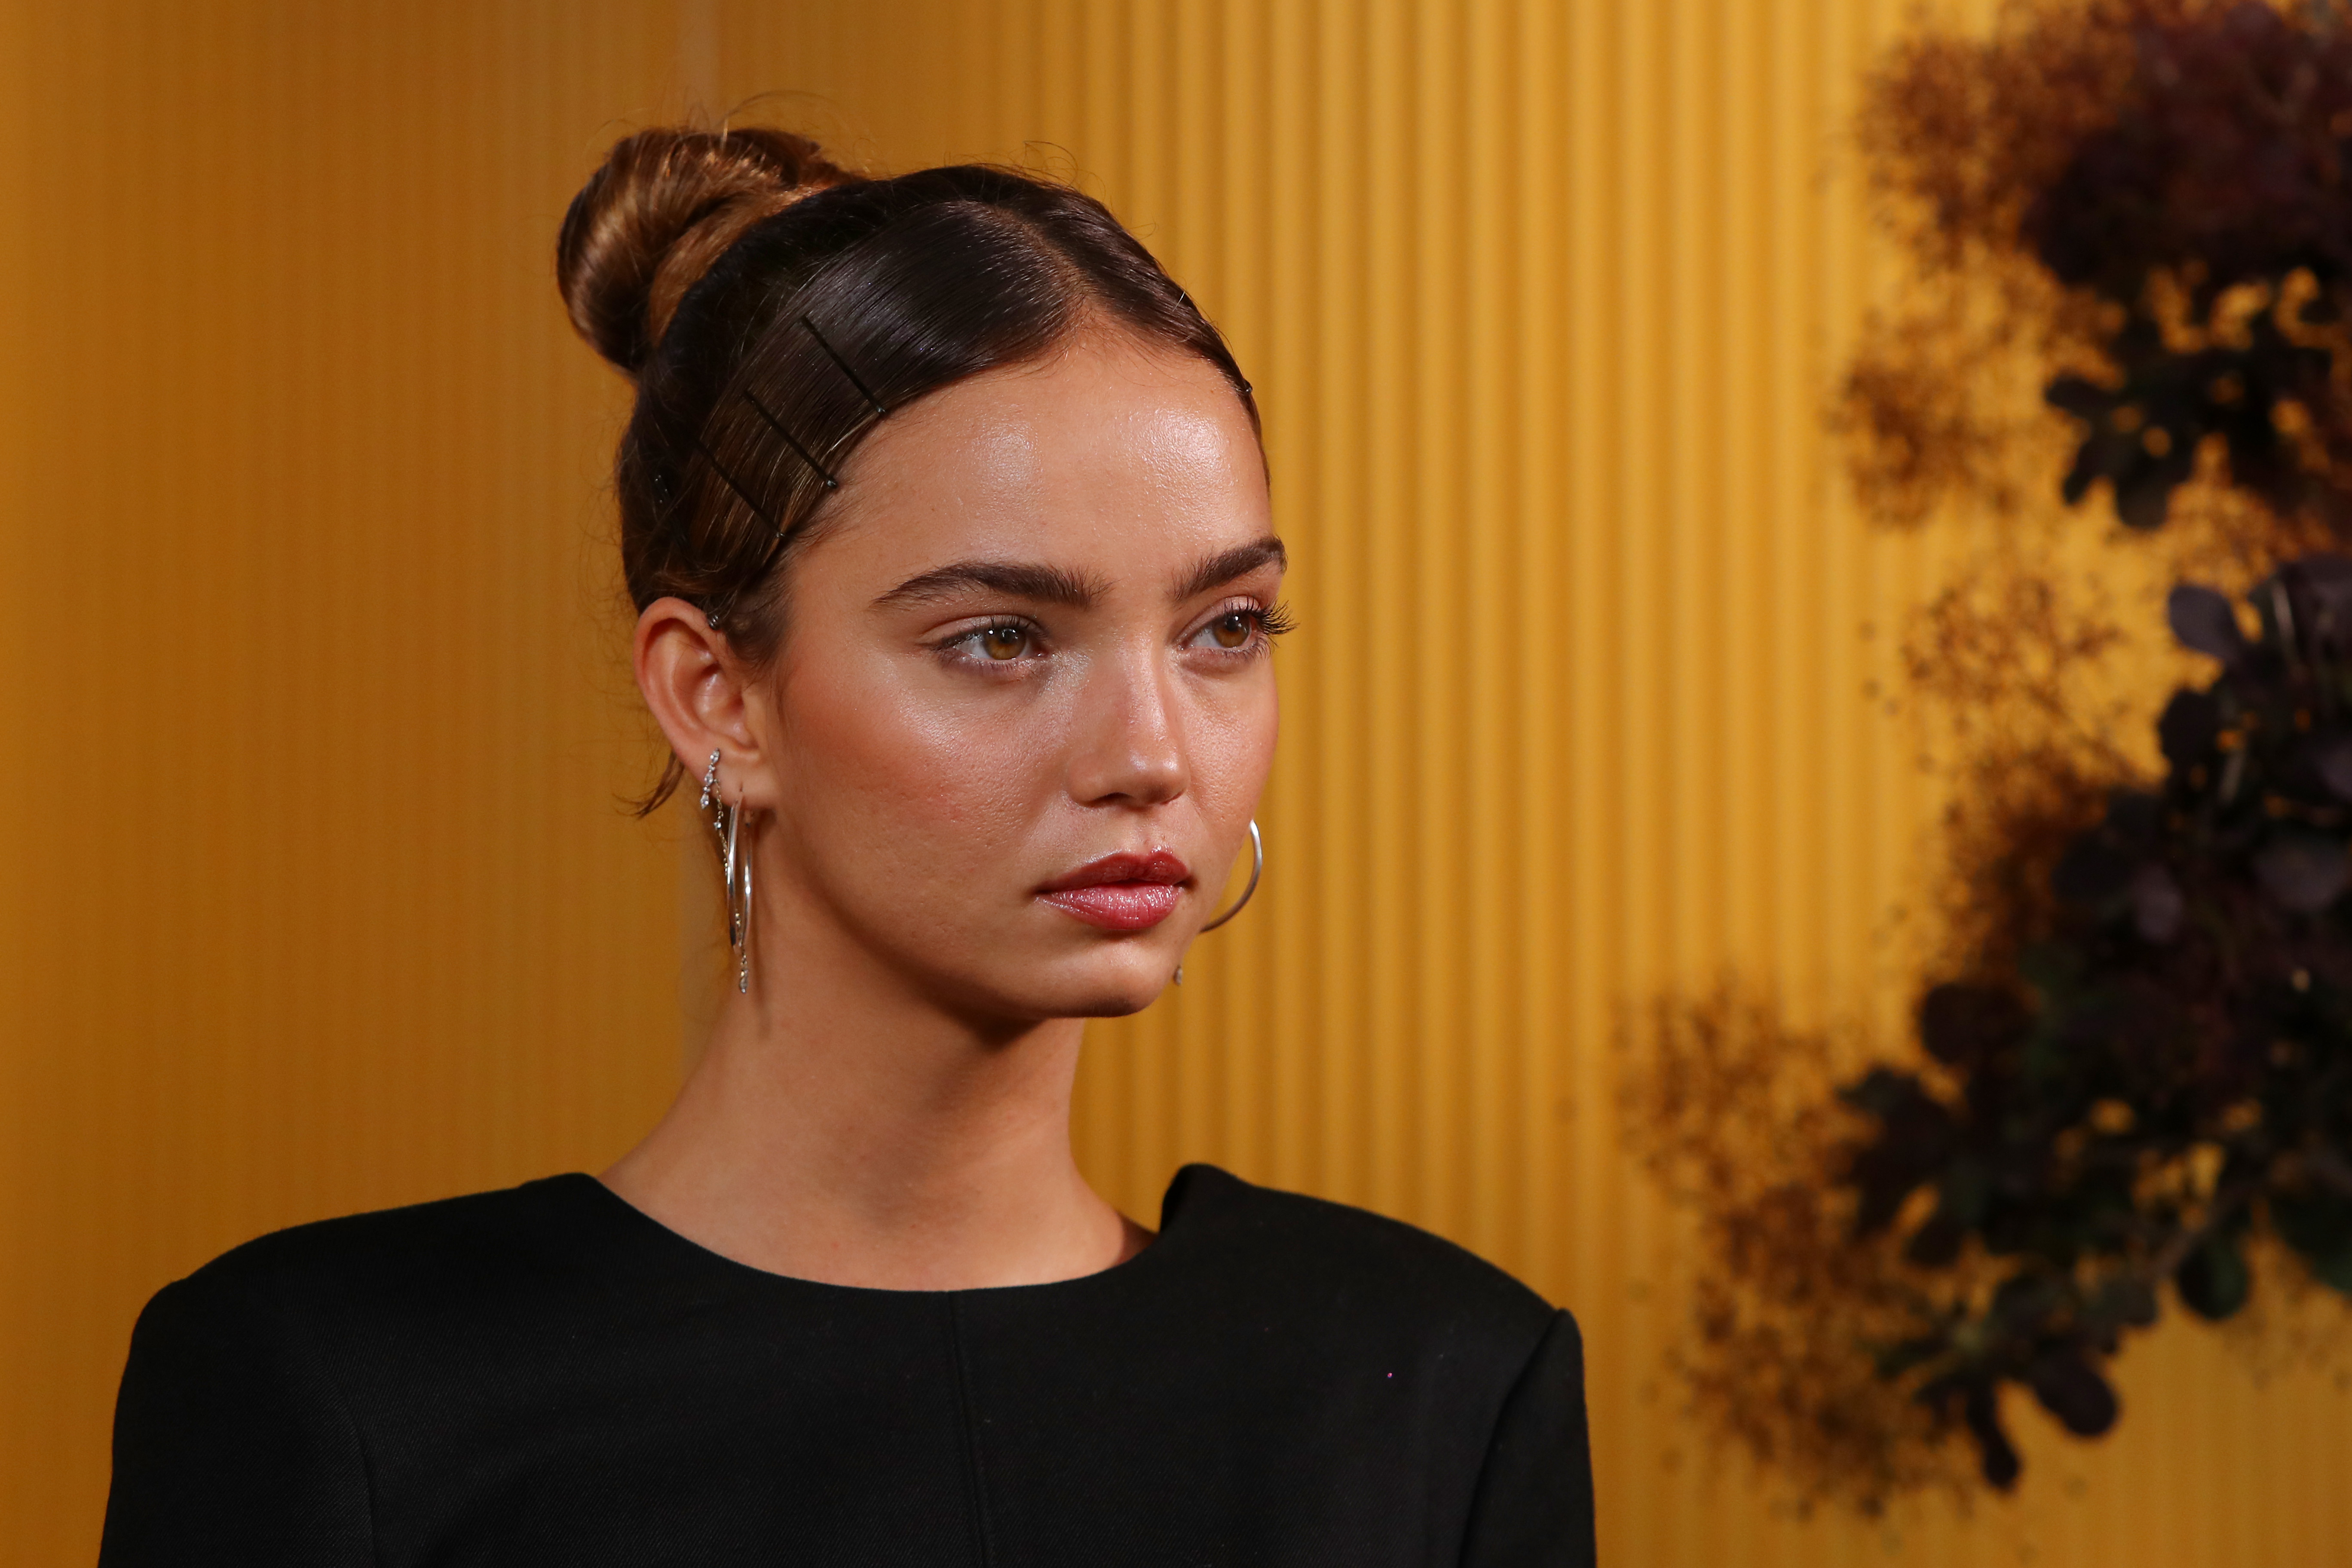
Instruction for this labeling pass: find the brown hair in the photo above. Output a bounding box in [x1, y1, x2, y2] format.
[556, 126, 1259, 809]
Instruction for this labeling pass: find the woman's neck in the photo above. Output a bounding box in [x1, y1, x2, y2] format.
[601, 943, 1149, 1290]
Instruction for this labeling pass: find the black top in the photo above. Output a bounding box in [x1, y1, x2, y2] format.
[100, 1164, 1595, 1567]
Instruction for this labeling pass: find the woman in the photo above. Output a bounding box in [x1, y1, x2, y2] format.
[99, 126, 1596, 1566]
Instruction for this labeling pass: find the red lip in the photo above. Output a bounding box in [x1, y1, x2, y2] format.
[1039, 850, 1192, 931]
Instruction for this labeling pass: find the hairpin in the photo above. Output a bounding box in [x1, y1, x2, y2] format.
[802, 315, 889, 416]
[740, 389, 839, 490]
[690, 432, 785, 528]
[680, 316, 886, 554]
[1167, 286, 1252, 398]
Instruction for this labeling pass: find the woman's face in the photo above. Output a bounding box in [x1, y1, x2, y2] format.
[726, 328, 1280, 1023]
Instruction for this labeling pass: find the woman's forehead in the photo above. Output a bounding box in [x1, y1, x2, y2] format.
[821, 338, 1272, 590]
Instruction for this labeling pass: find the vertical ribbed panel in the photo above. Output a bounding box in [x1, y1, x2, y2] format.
[3, 2, 2347, 1563]
[0, 3, 689, 1560]
[721, 3, 2352, 1564]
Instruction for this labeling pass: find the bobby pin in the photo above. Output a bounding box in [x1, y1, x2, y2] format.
[740, 389, 840, 490]
[690, 432, 786, 528]
[802, 315, 889, 416]
[1169, 287, 1251, 398]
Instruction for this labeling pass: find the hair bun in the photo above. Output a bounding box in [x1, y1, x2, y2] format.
[557, 126, 849, 376]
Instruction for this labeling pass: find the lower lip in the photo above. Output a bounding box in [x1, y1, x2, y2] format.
[1040, 882, 1184, 931]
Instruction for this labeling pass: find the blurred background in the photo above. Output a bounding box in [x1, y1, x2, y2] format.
[4, 1, 2347, 1563]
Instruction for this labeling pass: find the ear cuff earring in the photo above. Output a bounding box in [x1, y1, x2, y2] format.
[701, 749, 755, 995]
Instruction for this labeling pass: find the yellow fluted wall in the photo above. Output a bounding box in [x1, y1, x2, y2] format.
[3, 2, 2346, 1565]
[0, 3, 691, 1561]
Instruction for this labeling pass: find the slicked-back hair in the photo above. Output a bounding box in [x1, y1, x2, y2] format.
[557, 128, 1259, 810]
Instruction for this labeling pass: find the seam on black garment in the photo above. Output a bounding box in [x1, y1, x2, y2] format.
[946, 1294, 997, 1568]
[1452, 1309, 1567, 1566]
[234, 1276, 386, 1568]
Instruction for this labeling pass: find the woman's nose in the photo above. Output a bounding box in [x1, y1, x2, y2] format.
[1063, 648, 1188, 808]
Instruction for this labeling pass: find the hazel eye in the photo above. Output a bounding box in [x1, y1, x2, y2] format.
[1180, 600, 1291, 658]
[980, 624, 1030, 661]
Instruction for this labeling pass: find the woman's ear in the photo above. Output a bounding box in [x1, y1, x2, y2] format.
[634, 597, 775, 807]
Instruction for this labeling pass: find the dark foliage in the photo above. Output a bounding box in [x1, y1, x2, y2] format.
[1626, 995, 1981, 1511]
[1845, 563, 2352, 1485]
[1837, 0, 2352, 1491]
[1856, 0, 2352, 540]
[2029, 1, 2352, 533]
[1641, 0, 2352, 1507]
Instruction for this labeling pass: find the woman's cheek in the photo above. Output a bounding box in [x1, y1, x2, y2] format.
[794, 662, 1063, 847]
[1182, 680, 1278, 812]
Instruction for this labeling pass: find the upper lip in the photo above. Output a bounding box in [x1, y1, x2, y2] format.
[1041, 850, 1192, 891]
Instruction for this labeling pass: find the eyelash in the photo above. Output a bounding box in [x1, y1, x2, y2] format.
[931, 600, 1298, 668]
[1194, 600, 1296, 655]
[935, 617, 1046, 667]
[1261, 601, 1298, 638]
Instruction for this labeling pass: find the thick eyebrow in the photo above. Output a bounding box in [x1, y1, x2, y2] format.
[872, 560, 1106, 611]
[1172, 536, 1287, 602]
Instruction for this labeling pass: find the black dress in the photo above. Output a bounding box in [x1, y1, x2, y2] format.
[100, 1163, 1596, 1567]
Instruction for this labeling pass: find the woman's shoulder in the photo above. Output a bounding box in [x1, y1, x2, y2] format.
[147, 1174, 619, 1343]
[1155, 1163, 1564, 1343]
[104, 1178, 630, 1565]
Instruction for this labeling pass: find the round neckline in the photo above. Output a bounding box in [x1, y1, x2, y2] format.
[557, 1166, 1207, 1301]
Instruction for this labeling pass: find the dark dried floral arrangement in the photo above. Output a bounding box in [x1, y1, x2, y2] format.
[1850, 560, 2352, 1487]
[1636, 0, 2352, 1505]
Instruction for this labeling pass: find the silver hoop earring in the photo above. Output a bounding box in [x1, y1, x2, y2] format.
[1198, 819, 1263, 933]
[701, 750, 756, 995]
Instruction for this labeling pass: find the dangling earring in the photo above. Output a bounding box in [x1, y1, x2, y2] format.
[701, 749, 756, 995]
[1176, 820, 1264, 984]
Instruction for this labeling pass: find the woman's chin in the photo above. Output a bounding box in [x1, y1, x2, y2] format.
[990, 944, 1182, 1020]
[1064, 986, 1164, 1020]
